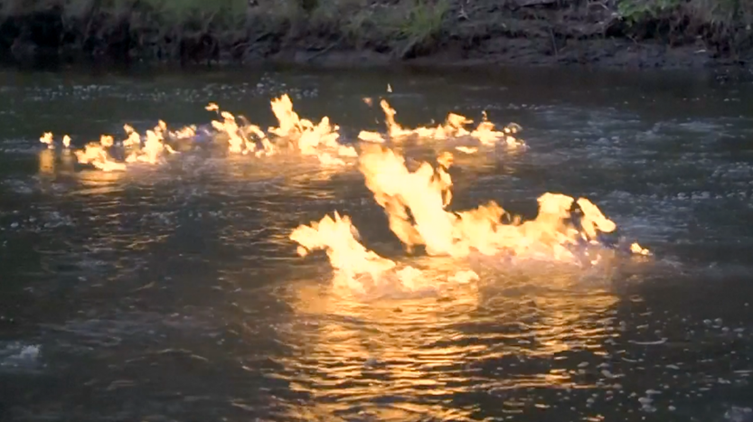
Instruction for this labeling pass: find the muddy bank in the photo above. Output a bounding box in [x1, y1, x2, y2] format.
[1, 0, 752, 71]
[274, 40, 716, 70]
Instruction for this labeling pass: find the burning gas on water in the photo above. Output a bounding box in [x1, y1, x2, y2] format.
[38, 93, 649, 296]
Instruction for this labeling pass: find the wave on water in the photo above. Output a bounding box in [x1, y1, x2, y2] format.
[0, 342, 41, 373]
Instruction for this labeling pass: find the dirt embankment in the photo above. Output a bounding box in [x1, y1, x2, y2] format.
[1, 0, 752, 70]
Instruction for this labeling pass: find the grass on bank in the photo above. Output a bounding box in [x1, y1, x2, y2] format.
[0, 0, 752, 61]
[616, 0, 753, 51]
[617, 0, 753, 26]
[0, 0, 450, 60]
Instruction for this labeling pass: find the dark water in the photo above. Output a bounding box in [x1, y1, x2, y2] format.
[1, 66, 753, 422]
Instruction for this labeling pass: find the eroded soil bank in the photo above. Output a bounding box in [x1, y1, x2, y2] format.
[1, 0, 752, 71]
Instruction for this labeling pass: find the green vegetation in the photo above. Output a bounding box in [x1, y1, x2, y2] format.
[0, 0, 455, 62]
[616, 0, 753, 52]
[0, 0, 252, 62]
[617, 0, 752, 26]
[0, 0, 752, 65]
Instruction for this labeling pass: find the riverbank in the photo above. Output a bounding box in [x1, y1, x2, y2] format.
[1, 0, 752, 70]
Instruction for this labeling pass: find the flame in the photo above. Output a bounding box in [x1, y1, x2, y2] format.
[290, 212, 478, 294]
[122, 124, 140, 148]
[30, 92, 649, 299]
[290, 212, 400, 292]
[99, 135, 114, 148]
[290, 144, 648, 293]
[267, 94, 357, 164]
[205, 94, 357, 166]
[40, 132, 73, 149]
[357, 130, 386, 143]
[168, 123, 197, 140]
[455, 146, 477, 154]
[74, 143, 126, 172]
[61, 93, 519, 174]
[71, 121, 180, 171]
[357, 144, 634, 263]
[373, 99, 525, 148]
[210, 110, 259, 155]
[630, 242, 650, 255]
[74, 135, 127, 172]
[125, 129, 177, 164]
[65, 93, 358, 172]
[39, 132, 54, 149]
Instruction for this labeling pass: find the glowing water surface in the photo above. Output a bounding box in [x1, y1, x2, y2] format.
[1, 67, 753, 421]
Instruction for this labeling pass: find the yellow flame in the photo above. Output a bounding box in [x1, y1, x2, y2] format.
[268, 94, 357, 164]
[357, 144, 630, 262]
[40, 132, 73, 149]
[65, 93, 519, 174]
[455, 146, 477, 154]
[290, 143, 648, 293]
[74, 141, 126, 172]
[211, 110, 249, 154]
[125, 129, 176, 164]
[203, 95, 356, 165]
[291, 212, 400, 292]
[67, 120, 181, 171]
[33, 92, 649, 300]
[169, 125, 197, 140]
[122, 124, 140, 148]
[630, 242, 650, 255]
[357, 130, 386, 143]
[375, 99, 524, 147]
[290, 212, 479, 293]
[39, 132, 54, 149]
[99, 135, 114, 148]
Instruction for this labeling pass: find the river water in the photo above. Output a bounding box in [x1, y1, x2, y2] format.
[1, 66, 752, 422]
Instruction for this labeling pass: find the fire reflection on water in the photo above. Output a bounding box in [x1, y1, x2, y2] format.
[271, 261, 620, 421]
[28, 90, 647, 421]
[38, 149, 55, 176]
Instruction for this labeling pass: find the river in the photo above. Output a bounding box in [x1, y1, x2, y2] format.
[0, 65, 752, 422]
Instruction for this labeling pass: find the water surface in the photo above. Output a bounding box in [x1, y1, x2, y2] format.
[1, 66, 753, 422]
